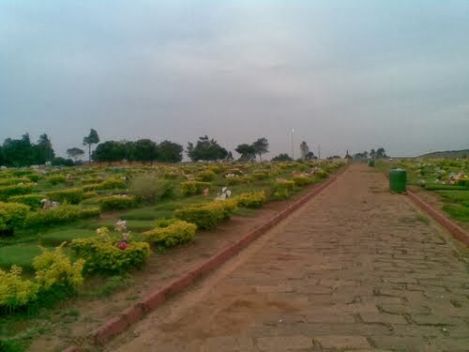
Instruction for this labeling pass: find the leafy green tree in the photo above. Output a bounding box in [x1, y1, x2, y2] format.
[235, 144, 256, 161]
[83, 129, 100, 162]
[300, 141, 314, 161]
[2, 134, 34, 167]
[67, 147, 85, 162]
[92, 141, 127, 162]
[376, 147, 388, 159]
[186, 136, 228, 161]
[272, 153, 292, 161]
[34, 133, 55, 164]
[155, 140, 183, 163]
[132, 139, 157, 163]
[253, 137, 269, 161]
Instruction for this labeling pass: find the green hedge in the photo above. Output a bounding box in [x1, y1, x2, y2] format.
[47, 188, 84, 204]
[175, 200, 237, 230]
[70, 229, 150, 274]
[0, 184, 34, 201]
[235, 191, 267, 208]
[25, 205, 100, 227]
[271, 179, 296, 200]
[143, 219, 197, 249]
[8, 194, 43, 210]
[0, 202, 30, 233]
[97, 195, 136, 211]
[180, 181, 211, 196]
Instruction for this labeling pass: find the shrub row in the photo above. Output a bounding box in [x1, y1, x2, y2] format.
[47, 188, 84, 204]
[8, 194, 43, 209]
[181, 181, 211, 196]
[0, 184, 34, 201]
[0, 202, 30, 234]
[272, 179, 296, 200]
[70, 228, 150, 274]
[0, 247, 84, 312]
[97, 195, 136, 211]
[25, 205, 100, 227]
[175, 199, 237, 230]
[143, 219, 197, 249]
[235, 191, 267, 208]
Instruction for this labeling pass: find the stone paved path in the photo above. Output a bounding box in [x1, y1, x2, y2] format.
[112, 164, 469, 352]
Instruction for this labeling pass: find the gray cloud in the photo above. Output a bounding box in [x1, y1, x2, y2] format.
[1, 0, 469, 158]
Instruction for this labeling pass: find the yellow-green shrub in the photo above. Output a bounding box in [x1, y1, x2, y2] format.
[0, 184, 34, 200]
[272, 179, 296, 200]
[97, 195, 136, 211]
[196, 170, 216, 182]
[0, 266, 39, 310]
[8, 194, 43, 209]
[70, 228, 150, 274]
[235, 191, 267, 208]
[46, 175, 66, 185]
[0, 202, 30, 233]
[47, 188, 84, 204]
[94, 177, 127, 190]
[25, 205, 100, 227]
[143, 219, 197, 249]
[33, 246, 84, 293]
[252, 170, 270, 180]
[292, 174, 314, 186]
[181, 181, 211, 196]
[175, 200, 237, 230]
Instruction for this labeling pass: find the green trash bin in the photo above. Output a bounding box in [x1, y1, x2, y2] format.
[389, 168, 407, 193]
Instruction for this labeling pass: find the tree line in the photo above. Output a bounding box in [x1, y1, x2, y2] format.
[0, 128, 372, 167]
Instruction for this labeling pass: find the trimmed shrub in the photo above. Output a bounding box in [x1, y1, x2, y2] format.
[70, 228, 150, 274]
[235, 191, 267, 208]
[292, 174, 314, 187]
[143, 219, 197, 249]
[0, 177, 29, 186]
[0, 266, 39, 311]
[98, 195, 136, 211]
[252, 170, 270, 180]
[47, 188, 84, 204]
[46, 175, 66, 185]
[25, 205, 100, 227]
[0, 202, 30, 234]
[8, 194, 43, 210]
[33, 246, 84, 294]
[272, 179, 296, 200]
[0, 184, 34, 201]
[181, 181, 211, 196]
[129, 175, 176, 203]
[94, 177, 127, 190]
[175, 200, 237, 230]
[196, 170, 216, 182]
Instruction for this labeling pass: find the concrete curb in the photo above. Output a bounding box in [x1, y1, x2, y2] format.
[407, 190, 469, 246]
[65, 167, 347, 351]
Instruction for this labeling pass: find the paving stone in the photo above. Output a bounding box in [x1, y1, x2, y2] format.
[314, 335, 371, 349]
[256, 335, 312, 351]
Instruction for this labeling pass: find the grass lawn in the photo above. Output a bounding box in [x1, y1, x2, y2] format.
[442, 204, 469, 222]
[39, 228, 97, 246]
[0, 244, 45, 271]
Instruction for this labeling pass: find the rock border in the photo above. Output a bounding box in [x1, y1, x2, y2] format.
[407, 190, 469, 246]
[64, 167, 347, 352]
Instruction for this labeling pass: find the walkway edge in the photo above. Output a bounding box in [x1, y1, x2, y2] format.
[407, 190, 469, 246]
[64, 166, 347, 352]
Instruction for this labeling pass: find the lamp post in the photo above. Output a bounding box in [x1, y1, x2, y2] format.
[290, 128, 295, 160]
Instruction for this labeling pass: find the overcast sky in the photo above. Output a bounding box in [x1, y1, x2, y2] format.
[1, 0, 469, 158]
